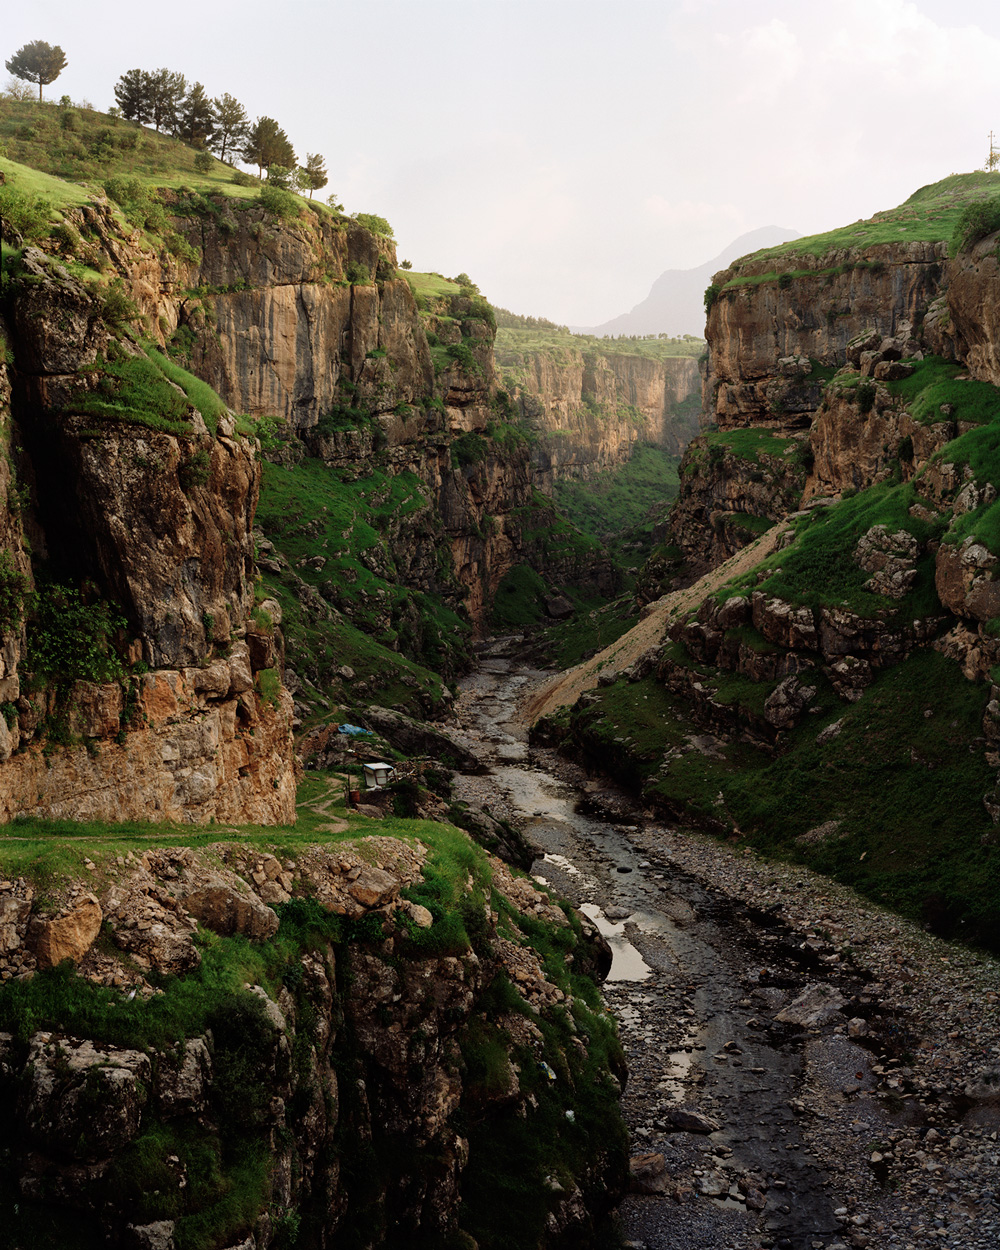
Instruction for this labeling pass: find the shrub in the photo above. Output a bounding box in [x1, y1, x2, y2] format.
[27, 582, 127, 684]
[344, 260, 370, 285]
[354, 212, 393, 238]
[704, 282, 721, 313]
[0, 551, 29, 637]
[259, 184, 298, 220]
[452, 431, 488, 468]
[103, 176, 167, 234]
[179, 448, 212, 491]
[231, 170, 257, 187]
[101, 278, 142, 329]
[0, 180, 50, 242]
[465, 295, 497, 331]
[952, 196, 1000, 254]
[193, 151, 214, 173]
[447, 340, 477, 371]
[856, 380, 877, 415]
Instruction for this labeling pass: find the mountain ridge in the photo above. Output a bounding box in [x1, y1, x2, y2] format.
[573, 225, 802, 337]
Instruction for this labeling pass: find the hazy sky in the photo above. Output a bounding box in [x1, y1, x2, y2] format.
[8, 1, 1000, 323]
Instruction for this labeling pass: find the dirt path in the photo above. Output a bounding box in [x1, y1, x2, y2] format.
[522, 521, 790, 724]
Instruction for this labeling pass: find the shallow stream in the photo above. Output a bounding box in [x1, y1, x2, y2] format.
[453, 648, 861, 1250]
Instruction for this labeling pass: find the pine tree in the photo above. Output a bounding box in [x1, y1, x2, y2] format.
[299, 152, 328, 199]
[5, 40, 67, 102]
[147, 68, 186, 132]
[212, 93, 248, 163]
[241, 117, 295, 180]
[113, 68, 152, 124]
[177, 82, 216, 148]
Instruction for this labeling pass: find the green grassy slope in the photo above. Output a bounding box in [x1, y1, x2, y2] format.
[737, 171, 1000, 265]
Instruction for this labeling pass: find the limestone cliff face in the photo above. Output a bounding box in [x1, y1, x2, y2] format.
[942, 236, 1000, 385]
[498, 343, 700, 491]
[664, 242, 950, 574]
[0, 225, 295, 824]
[703, 243, 947, 430]
[150, 207, 539, 635]
[134, 204, 433, 430]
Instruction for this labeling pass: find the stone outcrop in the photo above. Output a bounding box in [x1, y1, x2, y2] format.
[665, 432, 808, 575]
[703, 244, 946, 431]
[0, 833, 626, 1247]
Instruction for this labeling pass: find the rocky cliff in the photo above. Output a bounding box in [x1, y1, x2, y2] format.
[537, 175, 1000, 948]
[0, 818, 626, 1248]
[496, 333, 701, 491]
[0, 212, 295, 825]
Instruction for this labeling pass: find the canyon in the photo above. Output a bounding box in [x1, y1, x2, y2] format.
[3, 95, 1000, 1250]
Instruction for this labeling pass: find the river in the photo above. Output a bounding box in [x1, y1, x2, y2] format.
[450, 644, 886, 1250]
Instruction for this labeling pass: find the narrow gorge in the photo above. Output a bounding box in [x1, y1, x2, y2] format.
[1, 92, 1000, 1250]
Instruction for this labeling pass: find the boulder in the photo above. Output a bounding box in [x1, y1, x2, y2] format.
[181, 875, 278, 939]
[347, 865, 399, 908]
[665, 1107, 722, 1134]
[763, 675, 817, 730]
[362, 705, 485, 773]
[774, 983, 847, 1028]
[124, 1224, 176, 1250]
[829, 654, 873, 702]
[28, 894, 103, 968]
[936, 536, 1000, 622]
[854, 524, 919, 599]
[544, 593, 574, 620]
[629, 1152, 671, 1195]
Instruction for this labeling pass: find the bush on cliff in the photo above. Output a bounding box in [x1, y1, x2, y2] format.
[952, 194, 1000, 254]
[27, 581, 127, 685]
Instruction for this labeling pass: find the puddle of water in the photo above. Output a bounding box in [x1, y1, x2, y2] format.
[580, 903, 652, 982]
[540, 852, 582, 877]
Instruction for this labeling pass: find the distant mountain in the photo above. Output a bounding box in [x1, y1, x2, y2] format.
[575, 226, 802, 338]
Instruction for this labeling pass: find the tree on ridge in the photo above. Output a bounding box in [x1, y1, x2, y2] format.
[113, 68, 152, 124]
[5, 40, 67, 102]
[147, 68, 186, 132]
[176, 82, 216, 148]
[241, 116, 295, 180]
[298, 152, 328, 199]
[213, 93, 248, 163]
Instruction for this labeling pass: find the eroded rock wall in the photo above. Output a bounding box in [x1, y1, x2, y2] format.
[0, 835, 625, 1247]
[499, 345, 700, 491]
[1, 227, 295, 824]
[663, 242, 951, 576]
[704, 243, 947, 430]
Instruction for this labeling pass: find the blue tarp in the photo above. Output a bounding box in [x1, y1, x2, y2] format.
[337, 724, 370, 736]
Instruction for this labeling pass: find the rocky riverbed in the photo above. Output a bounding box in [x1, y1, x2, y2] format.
[449, 642, 1000, 1250]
